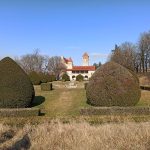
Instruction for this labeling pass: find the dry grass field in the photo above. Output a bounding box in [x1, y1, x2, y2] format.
[1, 121, 150, 150]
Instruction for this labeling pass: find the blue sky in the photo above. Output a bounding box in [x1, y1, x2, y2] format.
[0, 0, 150, 65]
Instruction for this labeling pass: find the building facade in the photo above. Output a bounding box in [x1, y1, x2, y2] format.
[61, 53, 96, 80]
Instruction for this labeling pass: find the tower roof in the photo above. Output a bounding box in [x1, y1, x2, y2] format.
[83, 52, 89, 58]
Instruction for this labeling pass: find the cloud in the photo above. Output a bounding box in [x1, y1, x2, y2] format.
[90, 53, 109, 59]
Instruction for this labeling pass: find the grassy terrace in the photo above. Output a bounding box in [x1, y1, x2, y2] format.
[1, 81, 150, 125]
[32, 81, 150, 117]
[32, 83, 89, 117]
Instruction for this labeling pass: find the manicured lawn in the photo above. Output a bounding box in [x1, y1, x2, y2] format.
[32, 82, 150, 117]
[32, 84, 90, 117]
[136, 90, 150, 106]
[1, 81, 150, 125]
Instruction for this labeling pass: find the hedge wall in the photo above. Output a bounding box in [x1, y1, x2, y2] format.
[80, 107, 150, 116]
[41, 83, 52, 91]
[0, 108, 40, 117]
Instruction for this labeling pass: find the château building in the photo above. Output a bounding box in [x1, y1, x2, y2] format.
[61, 52, 96, 80]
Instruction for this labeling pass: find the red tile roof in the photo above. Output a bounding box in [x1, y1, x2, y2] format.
[67, 66, 95, 71]
[63, 57, 73, 63]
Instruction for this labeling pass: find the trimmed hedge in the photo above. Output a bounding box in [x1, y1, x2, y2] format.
[62, 73, 70, 81]
[39, 72, 48, 83]
[50, 75, 56, 82]
[86, 62, 141, 107]
[84, 83, 88, 90]
[41, 83, 52, 91]
[28, 71, 41, 85]
[0, 108, 40, 117]
[76, 74, 84, 82]
[0, 57, 35, 108]
[140, 85, 150, 91]
[80, 107, 150, 116]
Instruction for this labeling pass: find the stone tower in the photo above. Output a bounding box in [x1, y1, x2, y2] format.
[82, 52, 89, 66]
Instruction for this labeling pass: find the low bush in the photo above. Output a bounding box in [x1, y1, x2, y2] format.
[62, 73, 70, 81]
[80, 106, 150, 115]
[76, 74, 84, 82]
[28, 71, 41, 85]
[0, 108, 40, 117]
[41, 83, 52, 91]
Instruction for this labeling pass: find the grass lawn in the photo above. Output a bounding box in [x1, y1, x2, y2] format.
[32, 81, 150, 117]
[32, 85, 89, 117]
[1, 81, 150, 125]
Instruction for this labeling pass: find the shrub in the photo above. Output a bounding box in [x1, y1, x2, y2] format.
[80, 107, 150, 115]
[51, 75, 56, 81]
[0, 108, 40, 117]
[84, 83, 88, 90]
[0, 57, 35, 108]
[86, 62, 141, 106]
[38, 72, 48, 83]
[62, 73, 70, 81]
[28, 71, 41, 85]
[76, 74, 84, 82]
[41, 83, 52, 91]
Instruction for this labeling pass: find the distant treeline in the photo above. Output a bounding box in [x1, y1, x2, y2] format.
[110, 30, 150, 73]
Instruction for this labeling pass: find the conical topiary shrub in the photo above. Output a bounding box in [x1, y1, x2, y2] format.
[0, 57, 35, 108]
[86, 62, 141, 107]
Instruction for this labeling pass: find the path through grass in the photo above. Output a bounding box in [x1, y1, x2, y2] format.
[33, 86, 89, 117]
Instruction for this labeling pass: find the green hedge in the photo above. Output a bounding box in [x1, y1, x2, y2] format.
[41, 83, 52, 91]
[84, 83, 88, 90]
[140, 85, 150, 91]
[0, 108, 40, 117]
[80, 107, 150, 115]
[62, 73, 70, 81]
[76, 74, 84, 82]
[28, 71, 41, 85]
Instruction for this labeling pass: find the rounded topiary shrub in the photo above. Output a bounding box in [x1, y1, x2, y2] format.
[76, 74, 84, 82]
[28, 71, 41, 85]
[38, 72, 48, 83]
[86, 62, 141, 107]
[0, 57, 35, 108]
[62, 73, 70, 81]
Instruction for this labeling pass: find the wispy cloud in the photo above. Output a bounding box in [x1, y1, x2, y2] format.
[90, 53, 109, 59]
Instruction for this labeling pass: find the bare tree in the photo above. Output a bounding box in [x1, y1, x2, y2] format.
[138, 31, 150, 72]
[16, 50, 48, 73]
[110, 43, 137, 71]
[47, 56, 66, 79]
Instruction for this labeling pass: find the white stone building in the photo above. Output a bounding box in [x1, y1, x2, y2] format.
[61, 53, 96, 81]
